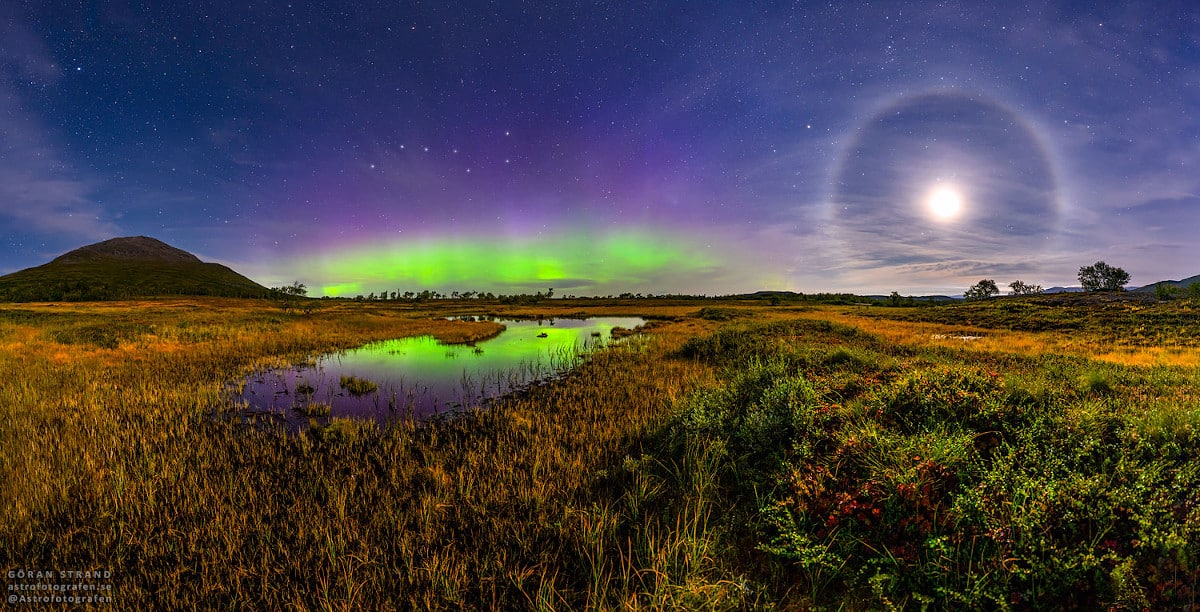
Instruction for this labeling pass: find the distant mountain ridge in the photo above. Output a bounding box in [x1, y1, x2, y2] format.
[1131, 274, 1200, 293]
[0, 236, 270, 301]
[738, 290, 959, 303]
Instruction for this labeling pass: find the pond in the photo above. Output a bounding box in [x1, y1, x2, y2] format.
[231, 316, 645, 429]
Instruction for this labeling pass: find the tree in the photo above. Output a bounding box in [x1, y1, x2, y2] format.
[271, 281, 307, 298]
[964, 279, 999, 300]
[1008, 280, 1044, 296]
[1078, 261, 1130, 292]
[270, 281, 309, 312]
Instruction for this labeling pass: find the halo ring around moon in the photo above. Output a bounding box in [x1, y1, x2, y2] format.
[826, 91, 1060, 269]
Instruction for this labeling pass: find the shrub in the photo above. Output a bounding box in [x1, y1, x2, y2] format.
[696, 307, 751, 321]
[676, 358, 822, 474]
[875, 367, 1000, 434]
[1079, 370, 1116, 396]
[1154, 282, 1180, 301]
[823, 346, 875, 368]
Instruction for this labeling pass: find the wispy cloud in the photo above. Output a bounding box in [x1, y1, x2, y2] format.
[0, 9, 119, 242]
[820, 91, 1062, 292]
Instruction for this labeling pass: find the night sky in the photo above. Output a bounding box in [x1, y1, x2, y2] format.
[2, 2, 1198, 296]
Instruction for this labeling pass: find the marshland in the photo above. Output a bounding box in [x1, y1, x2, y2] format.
[234, 316, 646, 427]
[2, 294, 1199, 609]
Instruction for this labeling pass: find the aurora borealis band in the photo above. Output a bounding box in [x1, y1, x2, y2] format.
[305, 230, 720, 297]
[2, 3, 1199, 295]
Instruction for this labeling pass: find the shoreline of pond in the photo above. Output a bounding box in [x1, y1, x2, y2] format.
[226, 316, 647, 431]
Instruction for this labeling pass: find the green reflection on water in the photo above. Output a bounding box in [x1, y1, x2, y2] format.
[239, 317, 645, 423]
[354, 320, 615, 377]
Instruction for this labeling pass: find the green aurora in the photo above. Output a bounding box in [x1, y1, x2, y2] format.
[299, 230, 721, 297]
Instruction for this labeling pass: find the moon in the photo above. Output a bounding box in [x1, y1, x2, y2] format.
[927, 186, 963, 220]
[827, 92, 1060, 271]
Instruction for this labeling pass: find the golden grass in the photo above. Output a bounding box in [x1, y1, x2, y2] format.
[792, 305, 1200, 367]
[4, 296, 1196, 607]
[0, 297, 734, 608]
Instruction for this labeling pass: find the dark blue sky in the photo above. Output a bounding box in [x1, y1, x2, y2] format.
[2, 2, 1197, 295]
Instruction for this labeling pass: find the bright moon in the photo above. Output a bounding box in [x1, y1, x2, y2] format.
[927, 186, 963, 220]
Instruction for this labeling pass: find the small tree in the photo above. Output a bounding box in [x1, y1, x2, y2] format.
[1008, 280, 1044, 296]
[271, 281, 309, 312]
[1078, 261, 1130, 292]
[1155, 282, 1180, 301]
[964, 279, 999, 300]
[271, 281, 307, 298]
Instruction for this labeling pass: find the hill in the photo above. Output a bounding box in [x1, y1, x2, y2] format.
[0, 236, 271, 301]
[1131, 273, 1200, 293]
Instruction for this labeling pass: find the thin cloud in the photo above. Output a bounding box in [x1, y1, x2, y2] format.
[0, 12, 119, 241]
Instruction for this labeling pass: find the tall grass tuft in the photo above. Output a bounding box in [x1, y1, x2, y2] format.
[1079, 369, 1117, 396]
[338, 375, 378, 396]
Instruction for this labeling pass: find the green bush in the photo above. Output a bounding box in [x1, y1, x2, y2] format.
[875, 367, 1003, 434]
[662, 320, 1200, 607]
[676, 358, 822, 472]
[695, 307, 751, 321]
[1079, 370, 1117, 396]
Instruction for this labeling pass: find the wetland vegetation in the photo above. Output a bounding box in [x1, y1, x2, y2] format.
[1, 295, 1198, 608]
[235, 316, 646, 427]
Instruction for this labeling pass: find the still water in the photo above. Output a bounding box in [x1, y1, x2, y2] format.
[233, 317, 645, 428]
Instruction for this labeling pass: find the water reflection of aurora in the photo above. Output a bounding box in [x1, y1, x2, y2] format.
[235, 317, 645, 429]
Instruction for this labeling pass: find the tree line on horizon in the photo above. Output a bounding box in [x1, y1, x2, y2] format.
[268, 281, 948, 308]
[267, 259, 1195, 309]
[962, 260, 1200, 301]
[268, 283, 737, 305]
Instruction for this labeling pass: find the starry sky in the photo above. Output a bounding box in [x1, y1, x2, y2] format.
[2, 1, 1198, 296]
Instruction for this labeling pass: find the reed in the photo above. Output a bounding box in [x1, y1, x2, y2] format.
[0, 298, 718, 608]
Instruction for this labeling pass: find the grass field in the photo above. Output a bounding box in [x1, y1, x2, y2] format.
[1, 295, 1198, 609]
